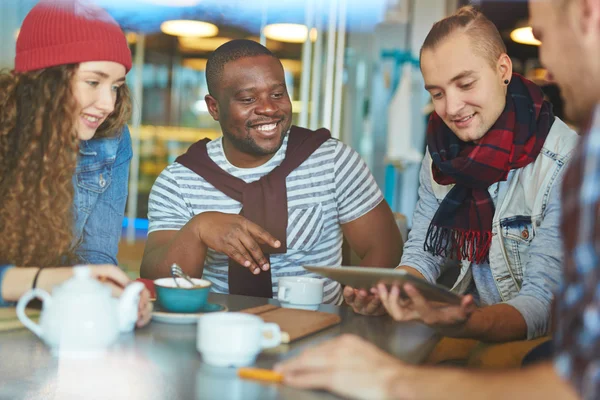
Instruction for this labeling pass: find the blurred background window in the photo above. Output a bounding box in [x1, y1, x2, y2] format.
[0, 0, 563, 270]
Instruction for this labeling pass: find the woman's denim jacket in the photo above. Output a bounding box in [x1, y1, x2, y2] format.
[401, 118, 579, 339]
[0, 127, 131, 305]
[72, 126, 132, 265]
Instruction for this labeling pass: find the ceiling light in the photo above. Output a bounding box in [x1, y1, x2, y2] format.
[178, 36, 232, 52]
[161, 20, 218, 37]
[510, 27, 540, 46]
[309, 28, 318, 42]
[280, 59, 302, 75]
[264, 23, 309, 43]
[126, 32, 138, 44]
[526, 67, 549, 83]
[245, 36, 284, 51]
[182, 58, 208, 71]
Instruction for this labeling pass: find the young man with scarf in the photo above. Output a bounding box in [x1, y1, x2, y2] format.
[276, 1, 600, 398]
[347, 6, 578, 343]
[140, 39, 402, 303]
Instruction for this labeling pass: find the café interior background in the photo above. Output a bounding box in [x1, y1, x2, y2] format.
[0, 0, 551, 273]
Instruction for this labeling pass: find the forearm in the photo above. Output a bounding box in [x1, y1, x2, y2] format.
[344, 201, 403, 269]
[391, 363, 578, 400]
[360, 242, 402, 269]
[395, 265, 427, 279]
[2, 267, 73, 302]
[442, 303, 528, 341]
[140, 223, 208, 280]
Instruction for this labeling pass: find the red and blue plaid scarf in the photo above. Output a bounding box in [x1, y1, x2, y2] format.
[424, 74, 554, 264]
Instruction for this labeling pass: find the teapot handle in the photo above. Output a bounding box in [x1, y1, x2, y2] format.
[16, 289, 52, 338]
[118, 281, 145, 332]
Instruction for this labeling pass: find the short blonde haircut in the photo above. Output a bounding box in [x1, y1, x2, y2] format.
[420, 6, 507, 68]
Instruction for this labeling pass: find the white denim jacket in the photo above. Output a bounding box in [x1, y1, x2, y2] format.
[401, 117, 578, 339]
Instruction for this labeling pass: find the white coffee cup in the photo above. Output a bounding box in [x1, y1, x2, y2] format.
[277, 277, 324, 311]
[197, 312, 282, 367]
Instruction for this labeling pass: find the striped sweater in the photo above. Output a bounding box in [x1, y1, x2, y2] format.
[148, 134, 383, 304]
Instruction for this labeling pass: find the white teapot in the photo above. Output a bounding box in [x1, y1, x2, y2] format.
[16, 266, 144, 357]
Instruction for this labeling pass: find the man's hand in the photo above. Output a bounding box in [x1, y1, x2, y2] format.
[195, 212, 281, 275]
[377, 283, 477, 334]
[343, 286, 387, 316]
[343, 266, 426, 317]
[275, 334, 414, 400]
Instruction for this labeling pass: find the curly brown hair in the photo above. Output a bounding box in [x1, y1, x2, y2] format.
[0, 64, 132, 267]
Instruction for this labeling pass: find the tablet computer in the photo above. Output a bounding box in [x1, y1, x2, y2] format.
[303, 265, 462, 305]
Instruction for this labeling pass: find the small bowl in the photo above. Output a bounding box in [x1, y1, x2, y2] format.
[154, 277, 212, 313]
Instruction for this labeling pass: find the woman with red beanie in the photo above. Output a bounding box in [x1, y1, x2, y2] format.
[0, 0, 151, 327]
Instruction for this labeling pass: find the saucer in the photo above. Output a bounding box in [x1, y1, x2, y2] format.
[152, 303, 228, 324]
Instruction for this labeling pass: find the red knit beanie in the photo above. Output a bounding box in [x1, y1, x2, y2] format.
[15, 0, 132, 73]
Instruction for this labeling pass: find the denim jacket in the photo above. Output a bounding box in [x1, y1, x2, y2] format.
[0, 127, 131, 305]
[72, 125, 132, 265]
[401, 117, 578, 338]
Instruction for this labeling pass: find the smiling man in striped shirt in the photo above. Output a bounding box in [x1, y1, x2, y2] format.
[140, 39, 402, 304]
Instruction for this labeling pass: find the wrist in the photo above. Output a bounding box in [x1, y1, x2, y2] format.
[37, 267, 74, 293]
[385, 364, 420, 400]
[188, 213, 209, 244]
[2, 266, 73, 302]
[437, 308, 480, 338]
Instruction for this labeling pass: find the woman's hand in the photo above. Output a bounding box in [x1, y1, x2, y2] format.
[88, 265, 153, 328]
[135, 288, 153, 327]
[87, 264, 132, 296]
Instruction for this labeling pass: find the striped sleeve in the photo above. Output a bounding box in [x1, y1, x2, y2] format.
[334, 141, 384, 224]
[148, 166, 193, 233]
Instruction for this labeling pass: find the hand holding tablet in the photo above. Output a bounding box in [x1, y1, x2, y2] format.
[303, 265, 462, 305]
[304, 265, 477, 332]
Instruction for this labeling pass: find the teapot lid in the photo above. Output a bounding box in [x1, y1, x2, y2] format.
[56, 266, 110, 297]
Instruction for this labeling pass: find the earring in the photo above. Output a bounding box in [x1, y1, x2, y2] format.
[504, 79, 509, 85]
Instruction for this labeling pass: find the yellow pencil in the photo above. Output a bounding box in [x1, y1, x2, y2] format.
[237, 367, 284, 383]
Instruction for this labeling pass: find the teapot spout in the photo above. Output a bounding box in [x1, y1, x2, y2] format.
[118, 281, 145, 332]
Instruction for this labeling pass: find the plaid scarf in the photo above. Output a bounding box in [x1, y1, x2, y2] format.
[424, 74, 554, 264]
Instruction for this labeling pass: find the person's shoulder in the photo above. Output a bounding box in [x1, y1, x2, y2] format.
[322, 137, 343, 152]
[149, 163, 190, 201]
[161, 161, 195, 178]
[88, 125, 133, 162]
[93, 125, 131, 147]
[544, 117, 579, 156]
[116, 125, 133, 159]
[301, 138, 364, 172]
[296, 136, 339, 162]
[317, 137, 355, 155]
[290, 126, 338, 151]
[151, 161, 188, 185]
[117, 124, 131, 141]
[329, 139, 370, 166]
[158, 161, 219, 191]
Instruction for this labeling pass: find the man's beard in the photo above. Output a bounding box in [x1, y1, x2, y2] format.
[223, 128, 288, 157]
